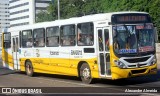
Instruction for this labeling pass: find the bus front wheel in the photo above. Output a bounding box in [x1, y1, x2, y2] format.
[25, 61, 34, 77]
[80, 63, 93, 84]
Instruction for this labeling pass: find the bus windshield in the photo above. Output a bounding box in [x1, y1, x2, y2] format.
[113, 23, 155, 55]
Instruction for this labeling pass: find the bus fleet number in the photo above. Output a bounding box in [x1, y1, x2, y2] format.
[71, 50, 82, 55]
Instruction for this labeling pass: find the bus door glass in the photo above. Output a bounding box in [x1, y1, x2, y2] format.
[97, 27, 111, 77]
[12, 36, 20, 70]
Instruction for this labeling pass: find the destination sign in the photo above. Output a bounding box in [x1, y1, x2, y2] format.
[117, 16, 146, 22]
[111, 14, 151, 24]
[119, 49, 137, 54]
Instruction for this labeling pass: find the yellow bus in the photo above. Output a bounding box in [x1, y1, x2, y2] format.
[2, 12, 157, 83]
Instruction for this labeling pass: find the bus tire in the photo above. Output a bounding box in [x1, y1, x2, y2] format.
[80, 63, 93, 84]
[25, 61, 34, 77]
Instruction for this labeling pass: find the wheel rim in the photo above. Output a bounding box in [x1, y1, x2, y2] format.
[82, 67, 90, 80]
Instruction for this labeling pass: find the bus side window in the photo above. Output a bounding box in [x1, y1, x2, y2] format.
[60, 24, 75, 46]
[77, 22, 94, 46]
[33, 28, 45, 47]
[22, 30, 32, 48]
[62, 37, 71, 45]
[104, 29, 109, 51]
[38, 38, 44, 46]
[85, 35, 94, 45]
[3, 32, 11, 49]
[46, 26, 59, 47]
[4, 41, 11, 48]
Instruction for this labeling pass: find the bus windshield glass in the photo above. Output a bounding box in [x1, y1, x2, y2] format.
[113, 23, 155, 55]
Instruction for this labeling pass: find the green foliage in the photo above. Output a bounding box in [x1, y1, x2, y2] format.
[36, 11, 53, 22]
[36, 0, 160, 41]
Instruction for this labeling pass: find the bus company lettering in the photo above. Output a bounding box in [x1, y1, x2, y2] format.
[50, 51, 59, 55]
[11, 88, 42, 94]
[24, 51, 31, 57]
[71, 50, 82, 55]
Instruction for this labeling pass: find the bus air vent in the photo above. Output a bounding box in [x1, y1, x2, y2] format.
[124, 57, 150, 63]
[84, 48, 95, 53]
[131, 69, 146, 74]
[128, 65, 136, 67]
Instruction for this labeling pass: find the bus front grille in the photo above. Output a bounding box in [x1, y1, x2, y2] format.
[128, 63, 147, 68]
[131, 69, 147, 74]
[124, 57, 150, 63]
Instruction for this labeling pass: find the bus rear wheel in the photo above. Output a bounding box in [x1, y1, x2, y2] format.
[25, 61, 34, 76]
[80, 63, 93, 84]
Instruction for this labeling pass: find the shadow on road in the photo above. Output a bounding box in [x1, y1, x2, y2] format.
[0, 67, 18, 76]
[19, 72, 81, 82]
[17, 69, 160, 86]
[96, 69, 160, 86]
[0, 61, 19, 76]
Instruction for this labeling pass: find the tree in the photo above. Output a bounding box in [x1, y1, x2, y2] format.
[148, 0, 160, 42]
[36, 2, 56, 22]
[36, 11, 54, 22]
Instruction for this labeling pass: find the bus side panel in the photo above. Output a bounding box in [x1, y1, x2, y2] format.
[19, 48, 50, 73]
[69, 57, 99, 78]
[84, 57, 99, 78]
[20, 58, 52, 74]
[69, 46, 99, 78]
[49, 47, 73, 75]
[2, 33, 14, 70]
[20, 58, 78, 76]
[19, 48, 33, 71]
[19, 58, 25, 71]
[19, 47, 77, 76]
[20, 57, 99, 77]
[32, 58, 50, 73]
[2, 48, 14, 69]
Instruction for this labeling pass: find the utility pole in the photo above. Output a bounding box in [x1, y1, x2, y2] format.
[57, 0, 60, 19]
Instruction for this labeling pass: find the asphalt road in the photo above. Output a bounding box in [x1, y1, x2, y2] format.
[0, 59, 160, 96]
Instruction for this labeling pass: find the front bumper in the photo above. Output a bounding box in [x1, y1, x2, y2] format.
[111, 63, 157, 80]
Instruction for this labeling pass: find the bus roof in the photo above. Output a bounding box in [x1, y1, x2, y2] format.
[6, 11, 148, 32]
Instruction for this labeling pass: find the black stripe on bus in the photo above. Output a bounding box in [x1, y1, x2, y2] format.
[84, 48, 95, 53]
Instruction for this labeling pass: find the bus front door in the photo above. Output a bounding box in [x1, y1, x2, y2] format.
[12, 36, 20, 70]
[97, 27, 111, 77]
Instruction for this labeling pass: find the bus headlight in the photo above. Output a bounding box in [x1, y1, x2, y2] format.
[115, 60, 127, 68]
[150, 57, 157, 66]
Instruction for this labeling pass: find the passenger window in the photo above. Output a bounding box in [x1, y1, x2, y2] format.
[77, 22, 94, 46]
[104, 29, 110, 51]
[46, 26, 59, 47]
[60, 25, 75, 46]
[33, 28, 45, 47]
[22, 30, 32, 48]
[3, 32, 11, 48]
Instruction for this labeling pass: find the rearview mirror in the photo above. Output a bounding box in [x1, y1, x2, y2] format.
[113, 29, 117, 38]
